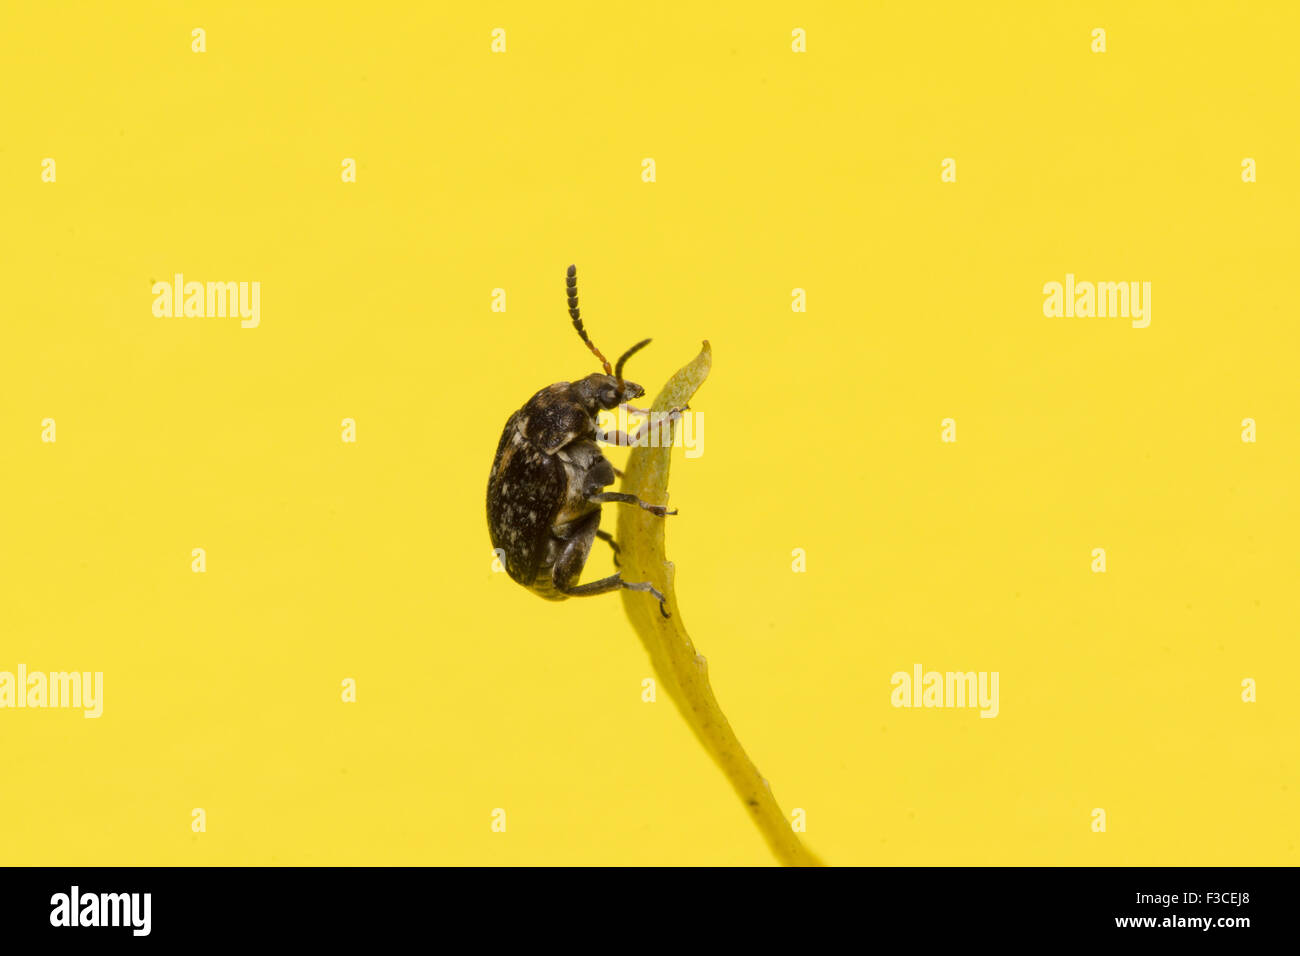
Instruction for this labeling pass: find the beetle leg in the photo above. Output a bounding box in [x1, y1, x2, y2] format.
[585, 455, 617, 490]
[594, 529, 621, 567]
[620, 402, 689, 417]
[588, 491, 677, 516]
[598, 405, 689, 447]
[553, 514, 669, 616]
[560, 573, 670, 618]
[596, 427, 639, 446]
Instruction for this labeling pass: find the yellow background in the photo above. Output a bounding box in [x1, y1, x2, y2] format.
[1, 1, 1295, 865]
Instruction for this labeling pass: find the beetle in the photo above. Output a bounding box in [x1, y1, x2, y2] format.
[486, 264, 685, 618]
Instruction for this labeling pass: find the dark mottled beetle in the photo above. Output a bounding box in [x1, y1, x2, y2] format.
[487, 265, 685, 617]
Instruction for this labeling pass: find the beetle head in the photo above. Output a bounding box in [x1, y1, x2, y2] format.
[574, 372, 646, 412]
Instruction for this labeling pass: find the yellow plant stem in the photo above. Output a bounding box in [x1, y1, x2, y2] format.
[617, 341, 823, 867]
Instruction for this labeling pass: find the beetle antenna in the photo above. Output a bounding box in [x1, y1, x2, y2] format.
[614, 338, 652, 397]
[567, 264, 613, 375]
